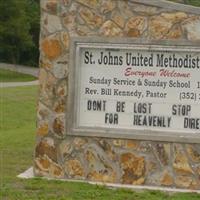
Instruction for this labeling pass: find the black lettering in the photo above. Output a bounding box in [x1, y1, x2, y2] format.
[87, 100, 92, 110]
[116, 101, 125, 112]
[133, 103, 152, 114]
[184, 117, 200, 129]
[105, 113, 118, 124]
[87, 100, 106, 111]
[172, 104, 191, 116]
[84, 51, 90, 64]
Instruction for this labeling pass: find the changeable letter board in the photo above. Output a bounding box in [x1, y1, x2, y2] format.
[67, 39, 200, 143]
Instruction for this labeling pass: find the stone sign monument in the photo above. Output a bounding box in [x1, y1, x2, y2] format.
[35, 0, 200, 190]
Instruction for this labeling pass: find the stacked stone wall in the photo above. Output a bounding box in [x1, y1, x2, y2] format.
[35, 0, 200, 189]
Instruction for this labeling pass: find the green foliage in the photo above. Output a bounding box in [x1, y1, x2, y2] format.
[0, 0, 39, 66]
[1, 86, 200, 199]
[0, 0, 199, 67]
[0, 68, 36, 82]
[170, 0, 200, 6]
[184, 0, 200, 7]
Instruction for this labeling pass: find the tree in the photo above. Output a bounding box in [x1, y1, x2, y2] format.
[22, 0, 40, 66]
[185, 0, 200, 7]
[170, 0, 200, 6]
[0, 0, 39, 66]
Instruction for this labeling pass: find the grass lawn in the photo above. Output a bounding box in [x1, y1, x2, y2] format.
[170, 0, 200, 6]
[0, 68, 36, 82]
[0, 86, 200, 199]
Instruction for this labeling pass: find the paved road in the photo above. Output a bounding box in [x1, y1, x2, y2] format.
[0, 80, 39, 88]
[0, 63, 39, 88]
[0, 63, 39, 77]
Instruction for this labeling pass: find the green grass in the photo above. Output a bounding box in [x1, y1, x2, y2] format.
[170, 0, 200, 6]
[185, 0, 200, 6]
[0, 86, 200, 199]
[0, 68, 36, 82]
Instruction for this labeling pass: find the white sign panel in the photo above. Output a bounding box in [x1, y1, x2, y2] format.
[69, 40, 200, 141]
